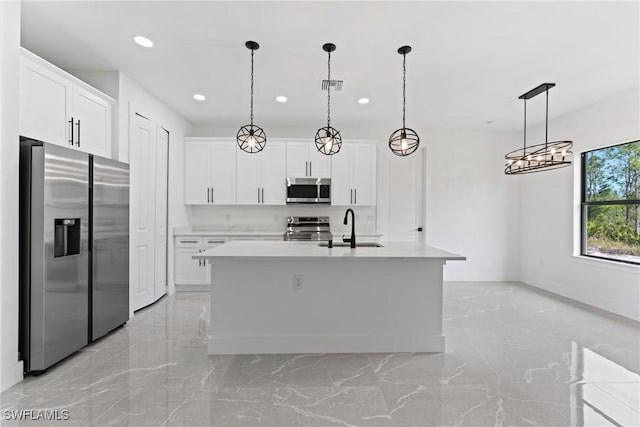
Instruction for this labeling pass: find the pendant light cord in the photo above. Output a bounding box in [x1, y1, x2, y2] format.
[327, 50, 331, 128]
[545, 88, 549, 149]
[402, 53, 406, 129]
[523, 99, 527, 151]
[250, 49, 254, 126]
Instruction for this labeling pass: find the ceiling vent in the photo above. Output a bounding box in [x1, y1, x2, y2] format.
[321, 79, 343, 91]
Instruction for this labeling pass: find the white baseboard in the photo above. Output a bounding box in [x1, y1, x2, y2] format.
[520, 273, 640, 321]
[175, 285, 210, 292]
[444, 271, 519, 282]
[1, 361, 23, 392]
[209, 334, 445, 354]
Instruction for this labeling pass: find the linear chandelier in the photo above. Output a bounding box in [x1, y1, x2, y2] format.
[505, 83, 572, 175]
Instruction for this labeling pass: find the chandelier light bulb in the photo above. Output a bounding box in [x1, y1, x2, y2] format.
[324, 137, 334, 151]
[401, 138, 408, 151]
[537, 155, 542, 161]
[247, 134, 257, 148]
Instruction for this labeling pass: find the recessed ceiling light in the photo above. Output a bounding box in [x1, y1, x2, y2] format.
[358, 98, 370, 105]
[193, 94, 206, 101]
[133, 36, 154, 48]
[276, 96, 287, 103]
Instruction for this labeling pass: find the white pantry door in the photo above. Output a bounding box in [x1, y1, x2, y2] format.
[153, 127, 169, 301]
[131, 113, 157, 310]
[378, 148, 425, 243]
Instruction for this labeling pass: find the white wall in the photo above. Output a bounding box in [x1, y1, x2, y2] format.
[519, 88, 640, 321]
[0, 0, 23, 392]
[424, 129, 521, 281]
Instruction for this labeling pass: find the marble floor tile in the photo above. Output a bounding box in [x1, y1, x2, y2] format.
[1, 282, 637, 427]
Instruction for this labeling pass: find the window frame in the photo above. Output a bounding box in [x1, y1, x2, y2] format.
[580, 140, 640, 266]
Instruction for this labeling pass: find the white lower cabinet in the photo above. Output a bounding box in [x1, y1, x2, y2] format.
[174, 236, 229, 288]
[175, 247, 207, 285]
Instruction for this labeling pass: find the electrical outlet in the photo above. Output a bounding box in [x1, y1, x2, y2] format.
[293, 274, 303, 290]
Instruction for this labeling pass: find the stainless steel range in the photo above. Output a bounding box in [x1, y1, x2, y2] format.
[284, 216, 333, 241]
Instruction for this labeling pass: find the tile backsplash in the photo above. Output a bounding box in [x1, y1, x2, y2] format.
[187, 205, 377, 233]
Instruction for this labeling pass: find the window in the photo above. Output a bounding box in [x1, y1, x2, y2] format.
[581, 140, 640, 265]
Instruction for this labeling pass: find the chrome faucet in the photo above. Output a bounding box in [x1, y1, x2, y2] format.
[342, 208, 356, 248]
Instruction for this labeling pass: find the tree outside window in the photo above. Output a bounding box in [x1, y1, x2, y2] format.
[582, 140, 640, 265]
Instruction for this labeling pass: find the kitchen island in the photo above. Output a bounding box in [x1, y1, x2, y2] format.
[195, 241, 465, 354]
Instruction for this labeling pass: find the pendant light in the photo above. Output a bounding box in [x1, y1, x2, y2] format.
[237, 41, 266, 153]
[505, 83, 573, 175]
[314, 43, 342, 156]
[389, 45, 419, 156]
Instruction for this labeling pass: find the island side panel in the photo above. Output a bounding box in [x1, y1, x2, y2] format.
[208, 258, 446, 354]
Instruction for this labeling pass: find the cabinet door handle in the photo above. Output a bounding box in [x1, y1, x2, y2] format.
[350, 189, 353, 204]
[181, 240, 198, 243]
[305, 161, 308, 176]
[76, 119, 81, 147]
[68, 117, 74, 146]
[211, 188, 214, 203]
[261, 188, 264, 204]
[354, 188, 357, 205]
[309, 161, 312, 176]
[207, 188, 210, 203]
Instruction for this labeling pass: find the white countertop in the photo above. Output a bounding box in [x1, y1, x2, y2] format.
[195, 241, 466, 261]
[173, 225, 382, 238]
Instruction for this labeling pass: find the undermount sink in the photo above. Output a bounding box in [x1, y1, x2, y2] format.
[318, 242, 384, 248]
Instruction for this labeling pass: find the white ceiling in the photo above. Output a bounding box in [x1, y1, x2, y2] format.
[21, 1, 639, 133]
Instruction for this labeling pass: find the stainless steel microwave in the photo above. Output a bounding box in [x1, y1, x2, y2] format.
[286, 178, 331, 204]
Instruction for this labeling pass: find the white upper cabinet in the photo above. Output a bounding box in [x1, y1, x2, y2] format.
[19, 56, 71, 146]
[286, 140, 331, 178]
[184, 142, 210, 205]
[71, 86, 111, 156]
[184, 139, 236, 205]
[236, 149, 261, 205]
[259, 142, 286, 205]
[19, 49, 113, 158]
[210, 143, 237, 204]
[307, 144, 332, 178]
[330, 142, 377, 206]
[236, 141, 286, 205]
[184, 138, 375, 207]
[331, 144, 353, 206]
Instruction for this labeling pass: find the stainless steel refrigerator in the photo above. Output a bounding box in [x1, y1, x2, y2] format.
[19, 139, 129, 374]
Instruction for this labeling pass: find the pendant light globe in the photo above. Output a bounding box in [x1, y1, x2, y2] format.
[314, 43, 342, 156]
[389, 45, 420, 157]
[237, 41, 266, 154]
